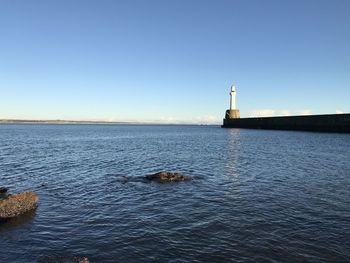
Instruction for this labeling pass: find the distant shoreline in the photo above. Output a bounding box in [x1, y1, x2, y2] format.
[0, 119, 216, 125]
[0, 119, 128, 125]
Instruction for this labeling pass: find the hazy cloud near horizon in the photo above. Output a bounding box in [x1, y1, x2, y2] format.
[127, 115, 222, 124]
[248, 109, 313, 117]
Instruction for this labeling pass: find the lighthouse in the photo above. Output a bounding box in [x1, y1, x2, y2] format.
[225, 84, 240, 119]
[230, 85, 236, 110]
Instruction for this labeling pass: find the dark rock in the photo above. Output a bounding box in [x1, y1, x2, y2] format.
[0, 187, 8, 193]
[145, 171, 192, 183]
[0, 192, 39, 219]
[37, 256, 90, 263]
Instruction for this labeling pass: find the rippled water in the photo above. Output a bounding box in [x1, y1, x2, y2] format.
[0, 124, 349, 262]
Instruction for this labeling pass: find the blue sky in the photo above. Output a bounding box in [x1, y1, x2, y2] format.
[0, 0, 349, 123]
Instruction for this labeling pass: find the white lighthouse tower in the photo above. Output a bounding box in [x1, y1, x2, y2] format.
[230, 84, 236, 110]
[225, 84, 240, 119]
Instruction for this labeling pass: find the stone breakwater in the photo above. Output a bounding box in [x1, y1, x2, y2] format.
[222, 113, 350, 133]
[0, 192, 39, 219]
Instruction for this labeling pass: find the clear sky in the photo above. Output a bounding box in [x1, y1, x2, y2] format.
[0, 0, 349, 123]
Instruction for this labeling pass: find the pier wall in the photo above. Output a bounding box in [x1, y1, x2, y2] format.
[222, 114, 350, 133]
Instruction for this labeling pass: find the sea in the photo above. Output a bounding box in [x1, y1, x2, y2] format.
[0, 124, 349, 263]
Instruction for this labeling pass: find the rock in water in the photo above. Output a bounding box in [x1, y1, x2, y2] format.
[0, 187, 8, 193]
[38, 256, 90, 263]
[0, 192, 39, 219]
[0, 187, 9, 200]
[145, 172, 192, 183]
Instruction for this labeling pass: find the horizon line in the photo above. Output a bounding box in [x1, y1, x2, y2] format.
[0, 119, 220, 125]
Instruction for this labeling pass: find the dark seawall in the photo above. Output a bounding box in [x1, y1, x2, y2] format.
[222, 113, 350, 133]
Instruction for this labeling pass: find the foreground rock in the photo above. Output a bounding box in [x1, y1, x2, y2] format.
[145, 172, 192, 183]
[0, 192, 39, 219]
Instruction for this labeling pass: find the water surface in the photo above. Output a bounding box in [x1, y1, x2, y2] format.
[0, 125, 349, 262]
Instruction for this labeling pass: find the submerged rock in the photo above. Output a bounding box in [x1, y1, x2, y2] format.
[0, 187, 8, 193]
[145, 171, 192, 183]
[37, 256, 90, 263]
[0, 192, 39, 219]
[0, 187, 9, 200]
